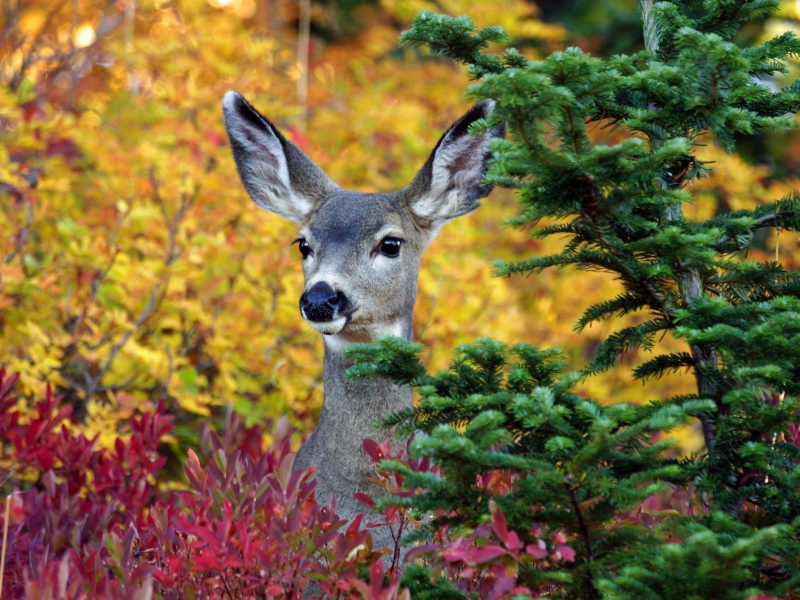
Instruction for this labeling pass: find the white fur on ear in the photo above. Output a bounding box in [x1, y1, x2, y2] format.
[414, 132, 492, 220]
[409, 101, 501, 226]
[222, 91, 312, 224]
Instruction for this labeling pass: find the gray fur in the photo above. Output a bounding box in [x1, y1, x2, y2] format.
[222, 91, 502, 553]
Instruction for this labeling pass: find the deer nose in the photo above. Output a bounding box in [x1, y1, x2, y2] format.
[300, 282, 346, 322]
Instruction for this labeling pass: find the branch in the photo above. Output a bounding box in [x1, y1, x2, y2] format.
[63, 200, 132, 342]
[640, 0, 659, 55]
[713, 212, 790, 252]
[90, 201, 130, 294]
[158, 346, 174, 400]
[0, 0, 22, 50]
[565, 483, 593, 563]
[150, 168, 196, 266]
[296, 0, 310, 132]
[565, 482, 598, 599]
[3, 0, 68, 88]
[639, 0, 720, 455]
[3, 192, 32, 264]
[81, 277, 169, 401]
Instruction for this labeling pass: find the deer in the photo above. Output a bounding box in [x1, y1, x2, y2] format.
[221, 91, 503, 552]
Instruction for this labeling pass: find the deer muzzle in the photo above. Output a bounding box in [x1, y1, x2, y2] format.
[299, 281, 353, 335]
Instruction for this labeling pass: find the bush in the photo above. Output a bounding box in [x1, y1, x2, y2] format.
[0, 369, 403, 599]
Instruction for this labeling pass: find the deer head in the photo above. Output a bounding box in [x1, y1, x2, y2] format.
[222, 91, 503, 352]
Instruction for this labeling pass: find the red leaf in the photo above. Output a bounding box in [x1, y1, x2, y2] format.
[443, 546, 474, 564]
[346, 513, 364, 537]
[404, 544, 439, 562]
[204, 130, 225, 146]
[362, 438, 384, 463]
[488, 576, 515, 600]
[353, 492, 376, 509]
[369, 559, 384, 594]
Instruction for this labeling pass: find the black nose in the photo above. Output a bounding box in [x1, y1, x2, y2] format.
[300, 282, 346, 322]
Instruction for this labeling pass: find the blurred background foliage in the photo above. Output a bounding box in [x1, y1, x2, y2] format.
[2, 0, 800, 464]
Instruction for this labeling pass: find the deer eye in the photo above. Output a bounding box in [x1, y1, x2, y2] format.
[296, 238, 312, 259]
[379, 237, 403, 258]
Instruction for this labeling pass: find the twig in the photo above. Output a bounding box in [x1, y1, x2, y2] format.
[81, 278, 168, 401]
[221, 574, 235, 600]
[5, 0, 122, 91]
[565, 483, 593, 563]
[3, 195, 33, 264]
[390, 511, 406, 576]
[0, 494, 10, 599]
[269, 0, 283, 37]
[124, 0, 138, 93]
[64, 200, 132, 341]
[160, 346, 174, 399]
[3, 0, 68, 88]
[0, 0, 22, 49]
[296, 0, 311, 132]
[90, 201, 130, 295]
[714, 212, 789, 252]
[565, 482, 597, 599]
[150, 168, 196, 266]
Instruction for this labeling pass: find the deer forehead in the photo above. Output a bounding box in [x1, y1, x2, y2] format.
[302, 191, 417, 249]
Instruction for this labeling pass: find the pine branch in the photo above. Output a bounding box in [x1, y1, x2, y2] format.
[575, 292, 651, 332]
[588, 319, 672, 374]
[632, 352, 696, 381]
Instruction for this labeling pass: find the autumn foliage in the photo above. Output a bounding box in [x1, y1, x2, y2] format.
[6, 0, 800, 597]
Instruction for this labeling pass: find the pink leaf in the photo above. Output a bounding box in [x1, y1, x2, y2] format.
[526, 543, 548, 559]
[489, 500, 508, 541]
[556, 545, 576, 562]
[443, 546, 474, 564]
[505, 530, 522, 553]
[550, 531, 567, 545]
[470, 545, 507, 565]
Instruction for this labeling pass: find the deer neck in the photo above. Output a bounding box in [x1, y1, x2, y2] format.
[313, 320, 414, 455]
[321, 351, 412, 422]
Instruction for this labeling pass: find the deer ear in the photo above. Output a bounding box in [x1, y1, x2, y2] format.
[222, 91, 336, 225]
[405, 102, 504, 227]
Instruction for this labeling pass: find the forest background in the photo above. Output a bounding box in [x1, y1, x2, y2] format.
[3, 0, 800, 467]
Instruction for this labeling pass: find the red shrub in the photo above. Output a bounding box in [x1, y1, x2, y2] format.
[0, 369, 400, 599]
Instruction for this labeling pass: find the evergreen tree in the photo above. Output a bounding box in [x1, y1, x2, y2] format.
[348, 0, 800, 597]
